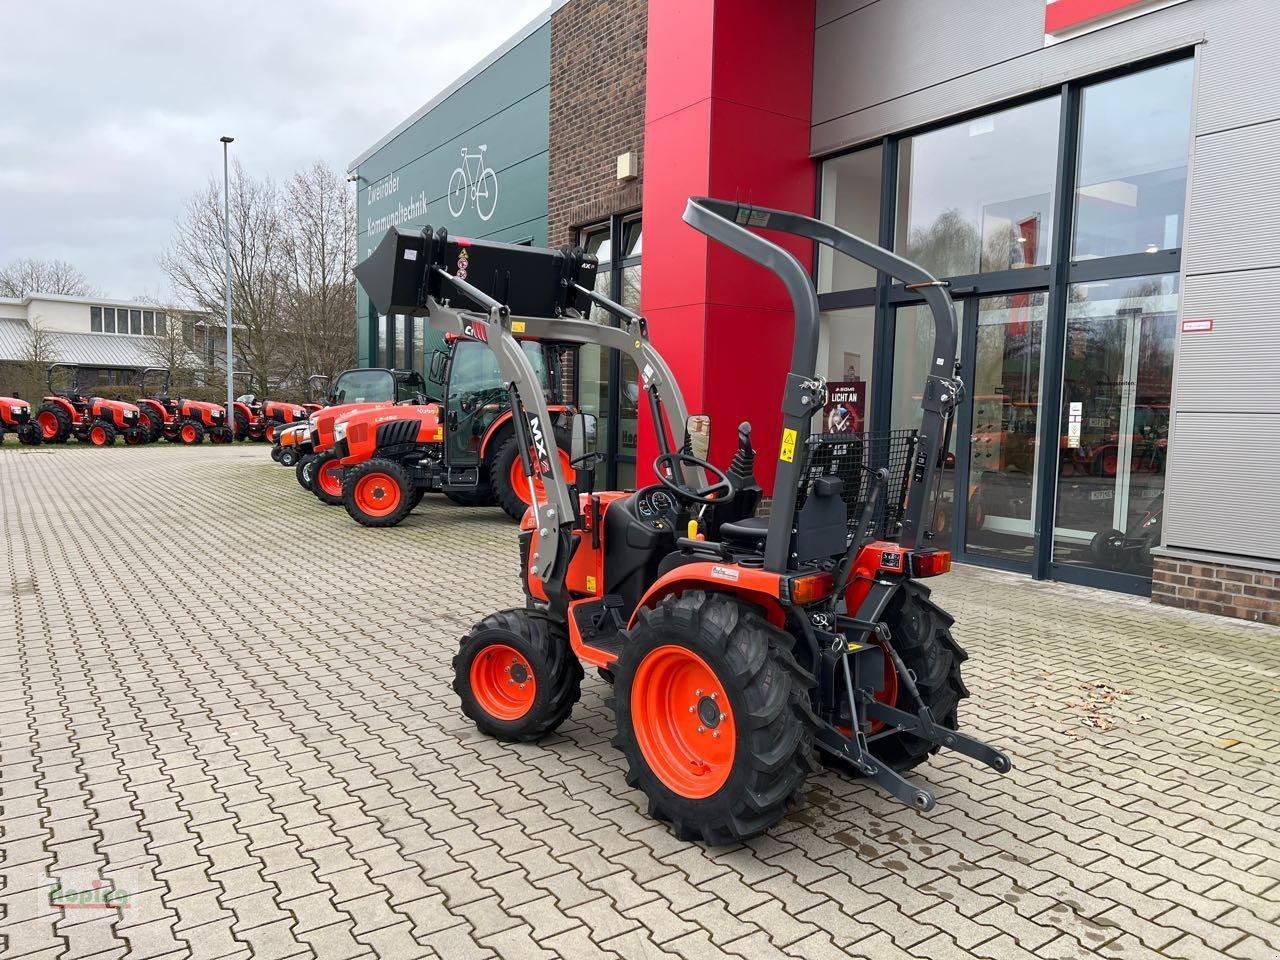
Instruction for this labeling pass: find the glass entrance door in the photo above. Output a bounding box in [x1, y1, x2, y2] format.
[962, 293, 1048, 566]
[1051, 275, 1176, 580]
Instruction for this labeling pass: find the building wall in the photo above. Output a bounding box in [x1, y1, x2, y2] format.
[546, 0, 647, 247]
[348, 14, 555, 368]
[812, 0, 1280, 618]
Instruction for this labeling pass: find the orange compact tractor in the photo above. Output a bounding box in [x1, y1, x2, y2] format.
[322, 336, 575, 524]
[276, 367, 428, 472]
[359, 204, 1011, 844]
[1, 396, 41, 445]
[231, 385, 309, 443]
[133, 368, 232, 444]
[36, 364, 147, 446]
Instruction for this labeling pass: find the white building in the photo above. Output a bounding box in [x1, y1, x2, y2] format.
[0, 293, 211, 394]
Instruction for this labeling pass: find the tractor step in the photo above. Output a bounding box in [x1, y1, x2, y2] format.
[570, 595, 627, 660]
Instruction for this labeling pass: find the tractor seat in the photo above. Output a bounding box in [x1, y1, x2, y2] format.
[718, 516, 769, 547]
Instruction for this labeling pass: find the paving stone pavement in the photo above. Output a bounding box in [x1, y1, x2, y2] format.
[1, 442, 1278, 960]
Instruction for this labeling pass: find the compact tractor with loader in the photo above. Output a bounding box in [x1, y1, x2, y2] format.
[320, 334, 576, 524]
[1, 396, 42, 445]
[132, 367, 232, 444]
[359, 203, 1011, 844]
[36, 364, 147, 446]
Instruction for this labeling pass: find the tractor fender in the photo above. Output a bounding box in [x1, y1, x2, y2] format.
[628, 562, 788, 629]
[41, 395, 78, 419]
[136, 398, 169, 423]
[232, 400, 256, 423]
[478, 405, 571, 461]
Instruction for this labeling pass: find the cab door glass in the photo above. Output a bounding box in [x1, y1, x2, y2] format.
[445, 340, 550, 466]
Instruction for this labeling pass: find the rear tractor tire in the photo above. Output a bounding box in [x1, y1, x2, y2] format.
[488, 427, 573, 521]
[311, 451, 345, 506]
[866, 582, 968, 772]
[610, 591, 818, 845]
[36, 405, 71, 443]
[454, 609, 583, 741]
[234, 411, 249, 441]
[342, 459, 415, 527]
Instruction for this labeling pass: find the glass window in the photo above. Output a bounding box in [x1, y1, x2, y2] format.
[331, 369, 395, 404]
[819, 146, 882, 292]
[818, 307, 874, 432]
[583, 227, 611, 265]
[1053, 274, 1175, 579]
[412, 317, 426, 375]
[622, 220, 642, 259]
[143, 311, 154, 335]
[965, 292, 1049, 566]
[376, 313, 387, 366]
[1073, 60, 1193, 259]
[130, 309, 142, 334]
[103, 307, 116, 333]
[394, 314, 407, 370]
[91, 306, 102, 332]
[897, 96, 1060, 278]
[156, 312, 167, 336]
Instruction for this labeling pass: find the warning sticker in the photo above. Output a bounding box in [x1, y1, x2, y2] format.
[511, 320, 526, 333]
[780, 427, 797, 463]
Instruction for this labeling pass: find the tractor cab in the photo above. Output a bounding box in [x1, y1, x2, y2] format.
[325, 367, 432, 406]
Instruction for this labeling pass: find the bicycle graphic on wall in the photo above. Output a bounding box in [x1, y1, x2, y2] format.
[447, 145, 499, 221]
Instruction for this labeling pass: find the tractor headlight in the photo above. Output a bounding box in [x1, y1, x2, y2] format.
[333, 421, 348, 442]
[10, 403, 25, 415]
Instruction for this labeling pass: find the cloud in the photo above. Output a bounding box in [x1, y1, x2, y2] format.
[0, 0, 550, 299]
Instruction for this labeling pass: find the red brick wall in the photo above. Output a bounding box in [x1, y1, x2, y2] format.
[547, 0, 647, 248]
[1152, 554, 1280, 626]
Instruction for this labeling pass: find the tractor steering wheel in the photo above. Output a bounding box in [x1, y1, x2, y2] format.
[653, 451, 734, 506]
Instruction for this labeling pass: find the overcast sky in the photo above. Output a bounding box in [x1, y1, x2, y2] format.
[0, 0, 548, 301]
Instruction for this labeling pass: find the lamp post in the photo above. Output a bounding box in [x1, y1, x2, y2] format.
[220, 136, 235, 427]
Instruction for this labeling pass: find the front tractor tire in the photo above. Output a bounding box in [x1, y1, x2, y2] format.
[179, 420, 204, 445]
[278, 445, 300, 467]
[488, 428, 573, 521]
[867, 582, 968, 772]
[311, 451, 345, 505]
[454, 609, 583, 741]
[295, 454, 318, 490]
[342, 459, 415, 528]
[610, 591, 818, 845]
[36, 405, 71, 444]
[87, 421, 117, 446]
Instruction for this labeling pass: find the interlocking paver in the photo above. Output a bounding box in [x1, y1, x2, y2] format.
[2, 443, 1278, 959]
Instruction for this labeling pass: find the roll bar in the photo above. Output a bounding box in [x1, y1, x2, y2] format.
[682, 197, 960, 564]
[136, 366, 172, 394]
[46, 362, 82, 394]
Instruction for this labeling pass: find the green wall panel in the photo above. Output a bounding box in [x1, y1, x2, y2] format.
[353, 20, 551, 370]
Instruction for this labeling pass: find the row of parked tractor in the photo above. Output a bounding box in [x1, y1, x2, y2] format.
[267, 345, 574, 528]
[1, 363, 324, 448]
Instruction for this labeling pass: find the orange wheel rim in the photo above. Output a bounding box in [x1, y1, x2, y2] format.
[90, 426, 106, 445]
[353, 473, 401, 517]
[317, 460, 343, 496]
[470, 644, 536, 720]
[631, 645, 735, 799]
[511, 449, 576, 505]
[38, 412, 58, 438]
[181, 425, 196, 442]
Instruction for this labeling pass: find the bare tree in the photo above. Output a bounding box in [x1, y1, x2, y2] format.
[15, 318, 61, 401]
[0, 258, 96, 298]
[281, 161, 357, 392]
[161, 160, 289, 396]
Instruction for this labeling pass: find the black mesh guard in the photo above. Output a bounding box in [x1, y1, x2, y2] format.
[795, 430, 918, 542]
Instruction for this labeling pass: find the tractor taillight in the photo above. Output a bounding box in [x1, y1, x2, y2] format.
[910, 550, 952, 578]
[788, 571, 835, 605]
